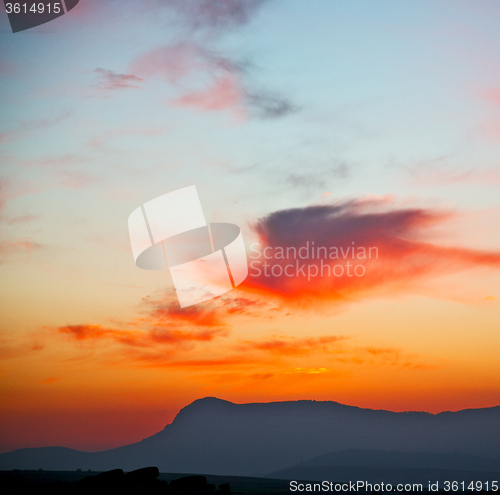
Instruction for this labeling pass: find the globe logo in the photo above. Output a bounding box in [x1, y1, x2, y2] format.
[128, 186, 248, 308]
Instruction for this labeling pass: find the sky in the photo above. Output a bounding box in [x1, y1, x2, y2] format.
[0, 0, 500, 454]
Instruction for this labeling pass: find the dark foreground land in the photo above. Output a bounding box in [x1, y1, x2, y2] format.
[2, 468, 496, 494]
[0, 468, 295, 494]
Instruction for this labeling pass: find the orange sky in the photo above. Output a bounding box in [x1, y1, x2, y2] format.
[1, 0, 500, 454]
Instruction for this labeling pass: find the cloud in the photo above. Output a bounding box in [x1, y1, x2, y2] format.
[5, 214, 41, 225]
[0, 153, 96, 224]
[290, 367, 330, 374]
[166, 0, 268, 31]
[242, 335, 347, 356]
[245, 90, 299, 119]
[414, 168, 500, 186]
[0, 178, 48, 221]
[130, 42, 297, 118]
[285, 161, 351, 192]
[51, 291, 275, 367]
[57, 170, 97, 189]
[0, 238, 43, 254]
[87, 127, 165, 151]
[51, 0, 268, 35]
[53, 291, 436, 372]
[55, 292, 256, 352]
[0, 180, 8, 214]
[0, 111, 72, 145]
[131, 42, 247, 115]
[220, 296, 268, 314]
[387, 155, 500, 186]
[92, 68, 144, 91]
[57, 324, 226, 348]
[138, 291, 270, 327]
[130, 43, 240, 83]
[143, 294, 228, 328]
[243, 197, 500, 305]
[482, 88, 500, 106]
[0, 335, 45, 360]
[173, 74, 244, 112]
[39, 376, 60, 384]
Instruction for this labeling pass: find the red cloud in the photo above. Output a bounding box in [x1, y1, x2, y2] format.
[140, 294, 227, 328]
[242, 198, 500, 304]
[54, 305, 435, 371]
[139, 291, 269, 328]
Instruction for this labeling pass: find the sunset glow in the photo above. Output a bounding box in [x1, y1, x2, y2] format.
[1, 0, 500, 455]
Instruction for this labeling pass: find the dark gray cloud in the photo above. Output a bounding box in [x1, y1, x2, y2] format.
[245, 90, 299, 119]
[166, 0, 268, 31]
[285, 161, 351, 191]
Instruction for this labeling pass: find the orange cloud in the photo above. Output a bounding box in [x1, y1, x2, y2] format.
[243, 335, 347, 356]
[38, 376, 60, 384]
[57, 324, 226, 348]
[138, 291, 269, 328]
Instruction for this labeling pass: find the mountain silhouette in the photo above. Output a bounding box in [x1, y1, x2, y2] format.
[1, 397, 499, 476]
[268, 449, 500, 484]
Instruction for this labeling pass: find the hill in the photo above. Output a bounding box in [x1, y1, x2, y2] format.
[1, 397, 499, 477]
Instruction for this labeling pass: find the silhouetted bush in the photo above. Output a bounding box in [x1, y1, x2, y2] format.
[219, 482, 230, 493]
[169, 474, 213, 493]
[124, 466, 160, 485]
[77, 468, 124, 488]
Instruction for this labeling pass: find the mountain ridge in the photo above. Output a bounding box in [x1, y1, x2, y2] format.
[1, 397, 499, 476]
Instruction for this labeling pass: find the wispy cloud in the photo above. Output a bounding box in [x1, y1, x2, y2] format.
[245, 90, 299, 119]
[87, 127, 165, 151]
[57, 170, 97, 189]
[57, 324, 226, 348]
[130, 42, 297, 119]
[0, 111, 72, 145]
[5, 214, 41, 225]
[92, 68, 144, 91]
[54, 318, 436, 373]
[387, 155, 500, 186]
[0, 238, 43, 255]
[241, 335, 347, 356]
[165, 0, 268, 32]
